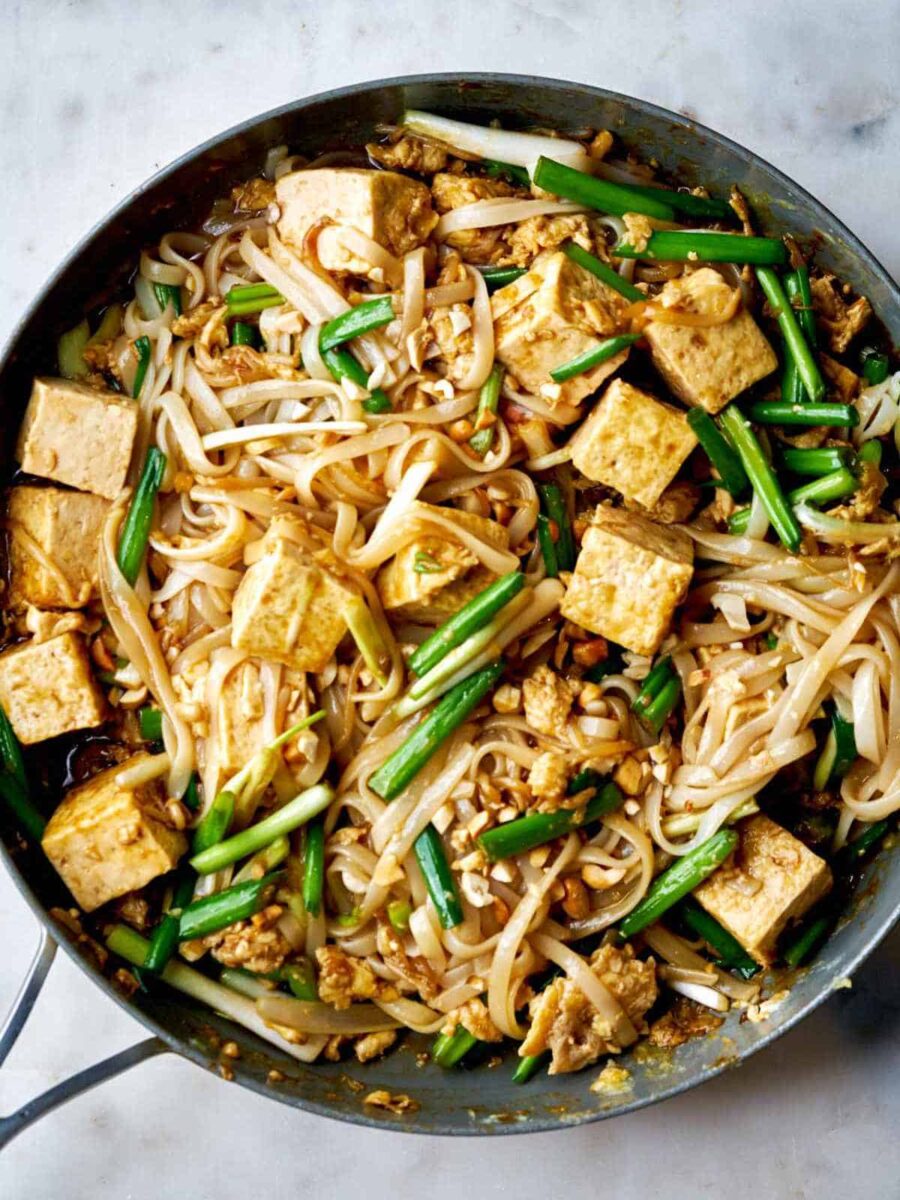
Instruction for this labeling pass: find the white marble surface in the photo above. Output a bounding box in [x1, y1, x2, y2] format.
[1, 2, 899, 1196]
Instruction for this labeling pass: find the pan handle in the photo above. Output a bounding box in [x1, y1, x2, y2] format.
[0, 927, 168, 1150]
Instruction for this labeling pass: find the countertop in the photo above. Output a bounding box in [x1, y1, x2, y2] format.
[1, 2, 899, 1197]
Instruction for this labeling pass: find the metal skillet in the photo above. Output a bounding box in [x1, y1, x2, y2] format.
[1, 72, 898, 1144]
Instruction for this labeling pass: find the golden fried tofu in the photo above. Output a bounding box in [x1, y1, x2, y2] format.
[42, 753, 186, 912]
[560, 506, 694, 656]
[276, 168, 436, 277]
[16, 377, 138, 499]
[492, 250, 631, 408]
[568, 379, 697, 508]
[694, 815, 832, 965]
[231, 534, 355, 673]
[644, 268, 777, 413]
[0, 631, 105, 744]
[376, 501, 509, 624]
[7, 485, 108, 609]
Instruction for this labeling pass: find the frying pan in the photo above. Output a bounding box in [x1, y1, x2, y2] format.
[1, 73, 898, 1145]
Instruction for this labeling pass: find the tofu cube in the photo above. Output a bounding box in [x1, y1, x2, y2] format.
[694, 815, 833, 964]
[644, 268, 777, 413]
[492, 250, 631, 408]
[7, 485, 109, 609]
[17, 377, 138, 499]
[216, 659, 267, 778]
[231, 533, 355, 672]
[568, 379, 697, 508]
[276, 168, 437, 276]
[376, 501, 509, 624]
[560, 506, 694, 656]
[42, 753, 187, 912]
[0, 631, 105, 744]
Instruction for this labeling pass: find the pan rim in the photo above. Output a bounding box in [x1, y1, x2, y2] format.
[2, 70, 899, 1136]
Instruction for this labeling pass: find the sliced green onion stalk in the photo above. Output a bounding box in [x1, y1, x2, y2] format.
[233, 834, 291, 884]
[719, 405, 801, 553]
[342, 594, 390, 686]
[469, 363, 505, 456]
[550, 333, 640, 384]
[0, 773, 45, 843]
[615, 231, 788, 266]
[154, 283, 182, 317]
[395, 588, 531, 720]
[181, 774, 200, 812]
[57, 319, 91, 380]
[178, 873, 282, 941]
[614, 182, 733, 221]
[219, 967, 274, 1000]
[640, 676, 682, 736]
[320, 296, 396, 352]
[138, 706, 164, 743]
[781, 268, 817, 407]
[679, 897, 759, 979]
[0, 702, 28, 793]
[369, 661, 506, 801]
[562, 242, 644, 303]
[409, 573, 524, 677]
[116, 447, 167, 586]
[787, 468, 858, 508]
[144, 870, 196, 974]
[302, 817, 325, 917]
[478, 265, 527, 293]
[387, 899, 412, 933]
[779, 446, 854, 476]
[536, 513, 559, 578]
[858, 439, 883, 467]
[813, 708, 858, 791]
[230, 321, 260, 348]
[632, 656, 675, 712]
[861, 347, 890, 387]
[222, 711, 325, 827]
[281, 959, 317, 1001]
[533, 156, 675, 221]
[191, 784, 333, 875]
[618, 829, 739, 939]
[484, 159, 531, 187]
[478, 781, 623, 862]
[432, 1025, 479, 1068]
[107, 925, 311, 1060]
[401, 109, 593, 172]
[321, 345, 391, 413]
[191, 790, 236, 856]
[661, 798, 758, 840]
[835, 819, 889, 870]
[414, 823, 464, 929]
[132, 335, 152, 398]
[538, 483, 575, 571]
[782, 913, 832, 968]
[687, 408, 749, 496]
[226, 282, 284, 316]
[748, 401, 858, 428]
[512, 1052, 550, 1084]
[756, 267, 825, 404]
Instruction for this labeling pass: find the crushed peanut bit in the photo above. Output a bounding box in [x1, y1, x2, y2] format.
[364, 1089, 419, 1115]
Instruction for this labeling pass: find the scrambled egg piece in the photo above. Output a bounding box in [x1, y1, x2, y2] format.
[523, 665, 574, 737]
[519, 944, 657, 1074]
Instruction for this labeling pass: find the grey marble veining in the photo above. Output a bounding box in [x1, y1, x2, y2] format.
[1, 2, 899, 1197]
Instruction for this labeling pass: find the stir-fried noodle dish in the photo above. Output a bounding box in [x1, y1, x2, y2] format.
[5, 110, 899, 1081]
